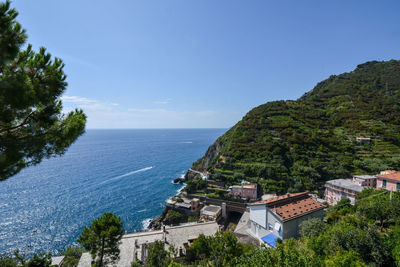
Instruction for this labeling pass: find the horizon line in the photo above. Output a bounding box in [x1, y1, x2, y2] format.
[85, 127, 229, 130]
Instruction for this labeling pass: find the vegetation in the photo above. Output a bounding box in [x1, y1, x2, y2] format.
[192, 60, 400, 193]
[61, 247, 85, 267]
[185, 178, 206, 193]
[77, 212, 124, 267]
[164, 210, 185, 225]
[0, 250, 53, 267]
[299, 218, 328, 238]
[144, 241, 172, 267]
[186, 231, 253, 266]
[0, 1, 86, 180]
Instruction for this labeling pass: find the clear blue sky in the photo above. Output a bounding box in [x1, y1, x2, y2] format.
[12, 0, 400, 128]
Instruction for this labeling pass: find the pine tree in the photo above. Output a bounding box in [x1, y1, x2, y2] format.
[0, 1, 86, 180]
[78, 212, 124, 267]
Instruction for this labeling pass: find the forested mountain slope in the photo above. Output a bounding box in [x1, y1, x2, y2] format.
[192, 60, 400, 193]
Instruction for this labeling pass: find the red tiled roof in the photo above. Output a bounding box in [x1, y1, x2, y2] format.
[272, 195, 326, 221]
[252, 192, 308, 205]
[252, 192, 326, 221]
[377, 171, 400, 182]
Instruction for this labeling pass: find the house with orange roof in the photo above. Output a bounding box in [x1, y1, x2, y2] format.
[248, 192, 326, 247]
[376, 170, 400, 192]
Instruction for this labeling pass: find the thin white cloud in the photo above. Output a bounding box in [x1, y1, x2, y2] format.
[153, 98, 172, 105]
[61, 95, 236, 128]
[61, 95, 116, 112]
[61, 96, 97, 104]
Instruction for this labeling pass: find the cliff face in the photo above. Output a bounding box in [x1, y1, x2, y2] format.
[192, 140, 222, 171]
[190, 60, 400, 193]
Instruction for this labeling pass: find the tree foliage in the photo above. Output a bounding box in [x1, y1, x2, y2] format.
[0, 1, 86, 180]
[77, 212, 124, 267]
[144, 240, 170, 267]
[164, 210, 185, 225]
[0, 250, 52, 267]
[187, 231, 252, 267]
[299, 218, 328, 238]
[62, 246, 85, 267]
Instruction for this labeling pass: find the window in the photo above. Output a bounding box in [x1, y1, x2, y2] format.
[383, 180, 387, 188]
[274, 222, 281, 232]
[397, 183, 400, 191]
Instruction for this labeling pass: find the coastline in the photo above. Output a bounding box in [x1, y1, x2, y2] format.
[146, 174, 187, 231]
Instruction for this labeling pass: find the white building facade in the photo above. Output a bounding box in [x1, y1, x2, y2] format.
[249, 192, 326, 247]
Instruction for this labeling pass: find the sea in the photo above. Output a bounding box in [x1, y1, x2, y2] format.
[0, 129, 226, 255]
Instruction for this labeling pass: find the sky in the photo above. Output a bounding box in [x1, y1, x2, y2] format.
[12, 0, 400, 128]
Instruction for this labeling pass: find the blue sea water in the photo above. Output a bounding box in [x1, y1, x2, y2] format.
[0, 129, 225, 255]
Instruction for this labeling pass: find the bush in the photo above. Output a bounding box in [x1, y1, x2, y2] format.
[299, 218, 328, 238]
[164, 210, 184, 225]
[62, 247, 85, 267]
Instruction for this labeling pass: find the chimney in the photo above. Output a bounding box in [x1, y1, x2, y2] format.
[286, 193, 290, 197]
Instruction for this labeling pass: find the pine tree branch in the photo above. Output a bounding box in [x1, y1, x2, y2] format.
[0, 110, 36, 133]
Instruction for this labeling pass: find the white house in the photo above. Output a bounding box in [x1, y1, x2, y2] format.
[249, 192, 326, 247]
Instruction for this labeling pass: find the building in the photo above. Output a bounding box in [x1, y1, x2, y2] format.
[353, 175, 377, 188]
[325, 179, 363, 205]
[234, 211, 260, 246]
[200, 205, 221, 222]
[77, 222, 219, 267]
[201, 171, 211, 180]
[356, 137, 371, 144]
[167, 198, 194, 216]
[248, 192, 326, 247]
[229, 184, 258, 200]
[376, 170, 400, 192]
[190, 198, 201, 212]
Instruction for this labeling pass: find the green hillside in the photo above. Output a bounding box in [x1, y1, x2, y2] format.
[192, 60, 400, 193]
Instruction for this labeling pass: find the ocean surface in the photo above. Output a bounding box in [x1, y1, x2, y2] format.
[0, 129, 225, 255]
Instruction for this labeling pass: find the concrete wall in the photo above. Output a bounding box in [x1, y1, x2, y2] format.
[250, 205, 266, 228]
[353, 177, 376, 188]
[377, 178, 399, 192]
[266, 209, 283, 238]
[325, 186, 356, 205]
[242, 187, 257, 200]
[282, 209, 325, 239]
[250, 220, 270, 238]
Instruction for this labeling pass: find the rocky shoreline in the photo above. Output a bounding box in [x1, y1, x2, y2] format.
[147, 168, 208, 230]
[148, 174, 190, 230]
[148, 206, 169, 230]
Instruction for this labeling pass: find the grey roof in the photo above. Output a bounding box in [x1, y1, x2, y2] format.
[201, 205, 221, 216]
[175, 202, 191, 209]
[233, 212, 261, 246]
[51, 256, 64, 266]
[77, 253, 92, 267]
[353, 175, 377, 180]
[326, 179, 363, 192]
[234, 211, 250, 236]
[165, 221, 219, 249]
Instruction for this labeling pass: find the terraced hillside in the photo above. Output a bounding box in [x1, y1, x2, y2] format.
[191, 60, 400, 193]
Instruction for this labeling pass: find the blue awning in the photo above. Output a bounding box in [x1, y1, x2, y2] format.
[261, 233, 281, 247]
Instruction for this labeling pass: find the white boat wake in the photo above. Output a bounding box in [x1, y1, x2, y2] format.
[100, 166, 154, 185]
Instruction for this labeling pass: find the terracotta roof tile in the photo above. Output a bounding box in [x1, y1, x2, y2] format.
[252, 192, 308, 205]
[270, 195, 326, 221]
[377, 171, 400, 182]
